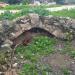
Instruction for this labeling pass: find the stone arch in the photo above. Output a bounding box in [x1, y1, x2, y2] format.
[11, 27, 55, 48]
[10, 13, 75, 48]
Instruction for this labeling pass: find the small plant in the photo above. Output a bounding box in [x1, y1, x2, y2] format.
[62, 68, 71, 75]
[0, 11, 15, 20]
[16, 36, 56, 62]
[20, 8, 30, 16]
[29, 7, 49, 16]
[0, 4, 61, 10]
[0, 6, 49, 20]
[20, 63, 53, 75]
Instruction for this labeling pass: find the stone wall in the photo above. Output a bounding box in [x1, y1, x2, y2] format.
[0, 13, 75, 49]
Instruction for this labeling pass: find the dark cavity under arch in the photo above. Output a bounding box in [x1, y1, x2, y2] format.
[29, 27, 54, 37]
[11, 27, 55, 49]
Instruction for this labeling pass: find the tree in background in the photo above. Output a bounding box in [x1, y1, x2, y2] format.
[0, 0, 5, 2]
[0, 0, 31, 4]
[22, 0, 31, 4]
[5, 0, 21, 4]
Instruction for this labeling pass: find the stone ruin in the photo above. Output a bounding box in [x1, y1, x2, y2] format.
[0, 13, 75, 75]
[0, 13, 75, 49]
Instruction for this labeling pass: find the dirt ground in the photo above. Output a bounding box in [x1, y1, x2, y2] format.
[39, 39, 75, 75]
[3, 35, 75, 75]
[40, 52, 75, 75]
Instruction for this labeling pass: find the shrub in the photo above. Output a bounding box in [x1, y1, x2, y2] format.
[0, 11, 22, 20]
[0, 11, 15, 20]
[29, 7, 49, 16]
[0, 7, 49, 20]
[20, 8, 30, 16]
[20, 7, 49, 16]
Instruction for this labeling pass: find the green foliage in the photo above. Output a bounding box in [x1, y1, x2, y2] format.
[1, 5, 75, 20]
[0, 10, 27, 20]
[20, 6, 49, 16]
[1, 5, 30, 10]
[29, 7, 49, 16]
[0, 4, 61, 10]
[16, 36, 56, 62]
[20, 63, 52, 75]
[22, 0, 31, 4]
[20, 8, 30, 16]
[0, 11, 15, 20]
[0, 6, 49, 20]
[62, 68, 71, 75]
[50, 9, 75, 18]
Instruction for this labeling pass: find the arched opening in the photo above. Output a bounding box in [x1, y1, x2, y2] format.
[29, 27, 54, 37]
[11, 27, 55, 48]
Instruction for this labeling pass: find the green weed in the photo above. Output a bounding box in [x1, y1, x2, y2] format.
[62, 68, 71, 75]
[50, 9, 75, 18]
[20, 63, 52, 75]
[16, 36, 56, 62]
[0, 4, 61, 10]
